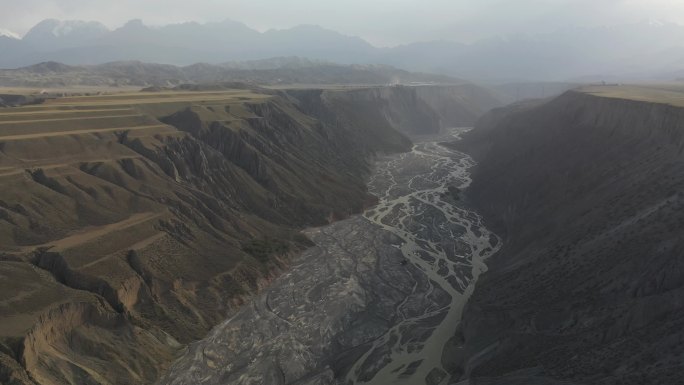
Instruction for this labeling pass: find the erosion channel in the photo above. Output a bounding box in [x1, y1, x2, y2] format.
[159, 127, 500, 385]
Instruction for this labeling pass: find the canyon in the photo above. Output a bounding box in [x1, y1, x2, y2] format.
[3, 79, 684, 385]
[156, 84, 684, 385]
[0, 83, 500, 385]
[158, 128, 500, 385]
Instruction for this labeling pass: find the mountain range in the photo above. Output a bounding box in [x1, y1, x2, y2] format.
[2, 19, 684, 82]
[0, 58, 462, 88]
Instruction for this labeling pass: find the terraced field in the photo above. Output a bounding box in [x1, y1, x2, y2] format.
[0, 89, 283, 344]
[0, 90, 268, 168]
[579, 84, 684, 107]
[0, 88, 354, 385]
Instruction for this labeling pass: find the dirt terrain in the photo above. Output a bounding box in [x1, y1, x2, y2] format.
[0, 84, 500, 385]
[579, 84, 684, 107]
[158, 129, 499, 385]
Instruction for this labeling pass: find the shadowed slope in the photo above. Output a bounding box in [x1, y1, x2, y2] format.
[448, 87, 684, 384]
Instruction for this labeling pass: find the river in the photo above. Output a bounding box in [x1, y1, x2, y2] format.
[159, 127, 500, 385]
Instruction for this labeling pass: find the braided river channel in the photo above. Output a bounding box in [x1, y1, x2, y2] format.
[160, 127, 501, 385]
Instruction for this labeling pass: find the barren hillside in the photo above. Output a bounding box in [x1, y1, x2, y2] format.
[447, 86, 684, 385]
[0, 84, 499, 385]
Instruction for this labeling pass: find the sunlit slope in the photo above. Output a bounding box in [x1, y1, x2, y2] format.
[0, 84, 500, 385]
[0, 90, 285, 385]
[0, 88, 392, 385]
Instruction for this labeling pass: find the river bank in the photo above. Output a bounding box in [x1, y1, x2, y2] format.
[158, 128, 500, 385]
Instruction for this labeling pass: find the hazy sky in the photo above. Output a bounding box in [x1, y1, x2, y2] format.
[3, 0, 684, 46]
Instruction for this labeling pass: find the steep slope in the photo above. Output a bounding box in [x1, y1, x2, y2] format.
[0, 84, 497, 385]
[447, 87, 684, 384]
[415, 85, 503, 128]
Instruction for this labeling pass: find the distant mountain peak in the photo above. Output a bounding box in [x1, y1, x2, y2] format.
[216, 19, 251, 28]
[646, 18, 666, 27]
[23, 61, 78, 73]
[288, 24, 328, 31]
[4, 18, 684, 81]
[0, 28, 20, 39]
[273, 24, 352, 36]
[22, 19, 109, 47]
[53, 20, 98, 37]
[123, 19, 146, 28]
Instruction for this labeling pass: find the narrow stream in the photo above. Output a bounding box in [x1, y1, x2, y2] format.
[159, 127, 500, 385]
[346, 128, 500, 384]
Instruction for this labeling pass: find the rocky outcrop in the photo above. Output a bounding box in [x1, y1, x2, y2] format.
[22, 301, 179, 385]
[449, 90, 684, 384]
[0, 84, 500, 385]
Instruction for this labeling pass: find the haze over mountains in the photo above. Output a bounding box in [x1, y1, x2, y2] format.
[5, 1, 684, 384]
[3, 18, 684, 82]
[0, 59, 461, 88]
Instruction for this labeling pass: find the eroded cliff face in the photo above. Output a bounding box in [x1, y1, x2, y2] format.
[0, 84, 499, 385]
[415, 84, 503, 130]
[450, 90, 684, 384]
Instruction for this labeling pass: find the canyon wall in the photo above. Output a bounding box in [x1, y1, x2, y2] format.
[449, 90, 684, 385]
[0, 84, 498, 385]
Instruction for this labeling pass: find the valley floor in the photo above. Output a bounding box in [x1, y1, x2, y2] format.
[158, 128, 500, 385]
